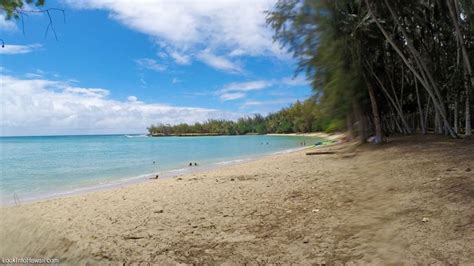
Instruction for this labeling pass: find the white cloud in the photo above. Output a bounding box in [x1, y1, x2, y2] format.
[135, 58, 166, 72]
[218, 80, 270, 100]
[0, 44, 42, 55]
[139, 78, 147, 86]
[281, 76, 309, 86]
[64, 87, 110, 97]
[127, 95, 138, 102]
[0, 75, 240, 136]
[169, 51, 191, 65]
[64, 0, 284, 72]
[25, 73, 44, 78]
[220, 92, 246, 101]
[241, 98, 296, 108]
[217, 76, 308, 101]
[196, 50, 242, 74]
[0, 15, 17, 31]
[221, 80, 271, 93]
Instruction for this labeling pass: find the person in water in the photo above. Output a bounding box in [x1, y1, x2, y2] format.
[194, 162, 198, 166]
[189, 162, 192, 166]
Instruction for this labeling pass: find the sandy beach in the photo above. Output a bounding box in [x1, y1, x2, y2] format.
[0, 135, 473, 264]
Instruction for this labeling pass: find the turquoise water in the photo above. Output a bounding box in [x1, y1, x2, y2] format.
[0, 135, 321, 204]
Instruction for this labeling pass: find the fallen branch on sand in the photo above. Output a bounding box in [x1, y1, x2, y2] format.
[123, 235, 146, 240]
[306, 151, 335, 156]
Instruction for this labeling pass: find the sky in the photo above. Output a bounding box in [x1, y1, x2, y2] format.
[0, 0, 312, 136]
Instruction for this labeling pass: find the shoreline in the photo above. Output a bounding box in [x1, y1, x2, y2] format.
[1, 138, 321, 207]
[146, 132, 346, 140]
[266, 132, 346, 141]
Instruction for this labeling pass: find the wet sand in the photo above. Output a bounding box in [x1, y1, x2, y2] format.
[0, 135, 473, 264]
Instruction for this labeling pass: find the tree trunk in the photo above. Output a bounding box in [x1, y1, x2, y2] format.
[447, 0, 472, 136]
[424, 99, 431, 132]
[393, 112, 403, 134]
[385, 0, 444, 109]
[353, 101, 367, 142]
[415, 79, 426, 134]
[347, 113, 354, 140]
[366, 81, 383, 143]
[368, 65, 412, 133]
[454, 95, 459, 134]
[465, 76, 472, 136]
[435, 109, 443, 134]
[369, 0, 457, 138]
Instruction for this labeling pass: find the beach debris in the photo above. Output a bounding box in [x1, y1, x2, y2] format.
[422, 217, 430, 223]
[312, 209, 320, 213]
[367, 136, 378, 143]
[341, 153, 357, 159]
[124, 235, 146, 240]
[306, 151, 335, 156]
[154, 209, 164, 214]
[446, 167, 455, 171]
[230, 178, 235, 181]
[303, 238, 309, 244]
[466, 168, 472, 172]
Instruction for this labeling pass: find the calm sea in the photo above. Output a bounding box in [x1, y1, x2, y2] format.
[0, 134, 321, 204]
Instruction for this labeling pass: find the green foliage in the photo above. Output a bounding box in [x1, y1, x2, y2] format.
[324, 119, 345, 133]
[267, 0, 473, 138]
[267, 0, 369, 135]
[1, 0, 45, 20]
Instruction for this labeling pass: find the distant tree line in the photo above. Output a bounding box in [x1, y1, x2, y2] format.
[147, 98, 344, 136]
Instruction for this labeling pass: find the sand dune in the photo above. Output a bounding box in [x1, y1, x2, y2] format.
[1, 135, 473, 264]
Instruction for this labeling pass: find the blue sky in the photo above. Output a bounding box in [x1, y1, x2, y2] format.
[0, 0, 312, 136]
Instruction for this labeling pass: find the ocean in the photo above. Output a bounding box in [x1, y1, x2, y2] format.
[0, 134, 322, 205]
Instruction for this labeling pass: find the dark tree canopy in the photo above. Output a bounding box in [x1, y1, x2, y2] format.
[267, 0, 473, 140]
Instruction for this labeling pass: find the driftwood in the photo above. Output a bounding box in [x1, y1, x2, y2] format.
[306, 151, 335, 156]
[123, 235, 146, 240]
